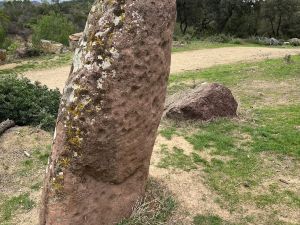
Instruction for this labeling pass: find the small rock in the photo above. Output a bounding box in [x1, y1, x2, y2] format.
[24, 151, 31, 157]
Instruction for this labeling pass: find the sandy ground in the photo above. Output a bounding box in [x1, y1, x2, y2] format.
[2, 47, 298, 92]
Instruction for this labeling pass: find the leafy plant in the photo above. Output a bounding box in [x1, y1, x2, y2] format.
[0, 74, 61, 131]
[32, 12, 75, 46]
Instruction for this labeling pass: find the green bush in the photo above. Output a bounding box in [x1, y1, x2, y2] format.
[6, 40, 20, 54]
[0, 75, 61, 131]
[206, 34, 234, 43]
[32, 13, 75, 46]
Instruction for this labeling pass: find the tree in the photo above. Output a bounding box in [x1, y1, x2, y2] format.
[262, 0, 300, 37]
[32, 13, 75, 46]
[0, 10, 9, 48]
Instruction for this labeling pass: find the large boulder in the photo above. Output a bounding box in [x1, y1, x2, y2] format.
[69, 32, 83, 51]
[289, 38, 300, 46]
[164, 83, 238, 120]
[40, 39, 64, 54]
[40, 0, 176, 225]
[0, 49, 6, 62]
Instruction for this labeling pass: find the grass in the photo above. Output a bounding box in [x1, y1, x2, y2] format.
[250, 106, 300, 156]
[18, 145, 51, 176]
[172, 41, 244, 53]
[118, 179, 177, 225]
[169, 56, 300, 91]
[193, 215, 232, 225]
[158, 145, 198, 171]
[30, 182, 42, 191]
[0, 52, 72, 75]
[0, 193, 35, 223]
[32, 146, 51, 165]
[0, 44, 299, 224]
[159, 127, 178, 140]
[167, 106, 300, 210]
[171, 40, 299, 53]
[157, 55, 300, 223]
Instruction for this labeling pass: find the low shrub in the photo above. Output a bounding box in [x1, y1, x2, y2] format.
[205, 34, 234, 43]
[0, 75, 61, 131]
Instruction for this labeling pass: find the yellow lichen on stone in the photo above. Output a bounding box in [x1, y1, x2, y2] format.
[51, 174, 64, 195]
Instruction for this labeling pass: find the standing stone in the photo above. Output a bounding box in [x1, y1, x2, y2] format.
[40, 0, 176, 225]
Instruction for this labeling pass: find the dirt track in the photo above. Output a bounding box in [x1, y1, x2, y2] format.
[4, 47, 300, 91]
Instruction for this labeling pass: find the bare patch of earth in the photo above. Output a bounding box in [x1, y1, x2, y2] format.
[0, 127, 52, 225]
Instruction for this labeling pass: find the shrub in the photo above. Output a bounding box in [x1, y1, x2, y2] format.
[0, 75, 61, 131]
[6, 40, 20, 55]
[205, 34, 234, 43]
[32, 13, 75, 46]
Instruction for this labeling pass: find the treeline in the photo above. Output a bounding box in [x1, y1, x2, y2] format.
[176, 0, 300, 39]
[0, 0, 94, 49]
[1, 0, 300, 50]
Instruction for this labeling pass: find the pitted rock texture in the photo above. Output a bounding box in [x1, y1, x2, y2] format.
[164, 83, 238, 121]
[40, 0, 176, 225]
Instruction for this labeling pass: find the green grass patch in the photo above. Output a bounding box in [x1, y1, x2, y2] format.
[249, 106, 300, 157]
[172, 40, 299, 53]
[186, 119, 238, 155]
[30, 182, 42, 191]
[33, 148, 50, 165]
[0, 53, 72, 75]
[169, 56, 300, 90]
[159, 127, 177, 140]
[0, 193, 35, 222]
[19, 159, 34, 176]
[182, 105, 300, 210]
[255, 186, 300, 208]
[158, 145, 197, 171]
[19, 145, 51, 176]
[193, 214, 233, 225]
[172, 41, 242, 53]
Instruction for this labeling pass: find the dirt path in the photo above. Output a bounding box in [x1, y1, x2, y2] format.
[2, 47, 300, 91]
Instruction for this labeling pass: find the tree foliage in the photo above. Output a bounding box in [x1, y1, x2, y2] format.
[1, 0, 93, 43]
[32, 13, 75, 45]
[176, 0, 300, 38]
